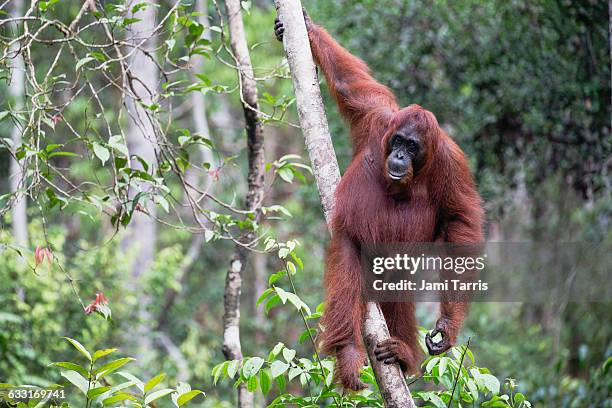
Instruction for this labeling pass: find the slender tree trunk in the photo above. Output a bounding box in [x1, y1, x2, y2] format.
[122, 0, 159, 355]
[157, 0, 214, 333]
[8, 0, 28, 250]
[222, 1, 266, 407]
[273, 1, 416, 406]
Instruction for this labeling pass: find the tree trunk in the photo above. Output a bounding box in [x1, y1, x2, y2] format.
[8, 0, 28, 251]
[273, 1, 416, 406]
[157, 0, 214, 334]
[122, 0, 159, 356]
[222, 1, 266, 407]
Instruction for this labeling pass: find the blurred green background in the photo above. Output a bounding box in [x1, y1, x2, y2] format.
[0, 0, 610, 407]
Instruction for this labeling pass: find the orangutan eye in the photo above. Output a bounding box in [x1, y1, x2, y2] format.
[406, 139, 420, 153]
[390, 134, 402, 148]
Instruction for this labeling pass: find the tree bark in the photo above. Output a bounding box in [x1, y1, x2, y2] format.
[363, 303, 416, 407]
[122, 0, 159, 355]
[157, 0, 214, 334]
[609, 0, 612, 129]
[273, 1, 416, 406]
[8, 0, 28, 251]
[222, 1, 266, 407]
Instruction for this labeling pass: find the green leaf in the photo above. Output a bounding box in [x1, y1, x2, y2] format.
[76, 56, 96, 70]
[278, 247, 290, 258]
[603, 357, 612, 374]
[177, 390, 204, 406]
[298, 328, 316, 345]
[50, 362, 89, 378]
[425, 357, 439, 373]
[259, 369, 271, 395]
[467, 378, 479, 401]
[424, 392, 446, 408]
[108, 135, 129, 156]
[242, 357, 265, 379]
[268, 270, 285, 286]
[264, 294, 281, 314]
[92, 348, 118, 362]
[286, 261, 297, 275]
[87, 386, 111, 399]
[92, 142, 110, 165]
[226, 360, 239, 379]
[256, 288, 274, 306]
[175, 382, 191, 396]
[288, 366, 302, 381]
[212, 362, 227, 385]
[61, 370, 89, 395]
[91, 380, 136, 405]
[144, 373, 166, 393]
[264, 238, 276, 251]
[241, 1, 251, 14]
[276, 373, 286, 391]
[268, 342, 284, 361]
[274, 287, 311, 314]
[480, 373, 501, 395]
[439, 357, 448, 376]
[63, 337, 92, 362]
[278, 167, 294, 183]
[282, 348, 296, 363]
[95, 358, 134, 379]
[48, 151, 80, 158]
[270, 361, 289, 378]
[246, 375, 257, 392]
[144, 388, 174, 405]
[90, 51, 106, 62]
[156, 195, 170, 213]
[482, 397, 510, 408]
[102, 392, 139, 405]
[465, 347, 475, 364]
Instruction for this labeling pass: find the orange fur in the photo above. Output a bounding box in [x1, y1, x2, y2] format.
[308, 21, 484, 390]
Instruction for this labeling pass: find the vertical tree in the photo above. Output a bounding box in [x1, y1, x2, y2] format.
[273, 1, 415, 406]
[122, 0, 159, 353]
[8, 0, 28, 250]
[156, 0, 215, 333]
[222, 1, 266, 407]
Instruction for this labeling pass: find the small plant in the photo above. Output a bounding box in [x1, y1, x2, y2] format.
[418, 337, 531, 408]
[0, 337, 205, 408]
[211, 240, 532, 407]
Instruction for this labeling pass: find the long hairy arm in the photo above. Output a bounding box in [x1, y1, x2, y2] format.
[428, 135, 484, 354]
[306, 22, 398, 123]
[275, 13, 397, 151]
